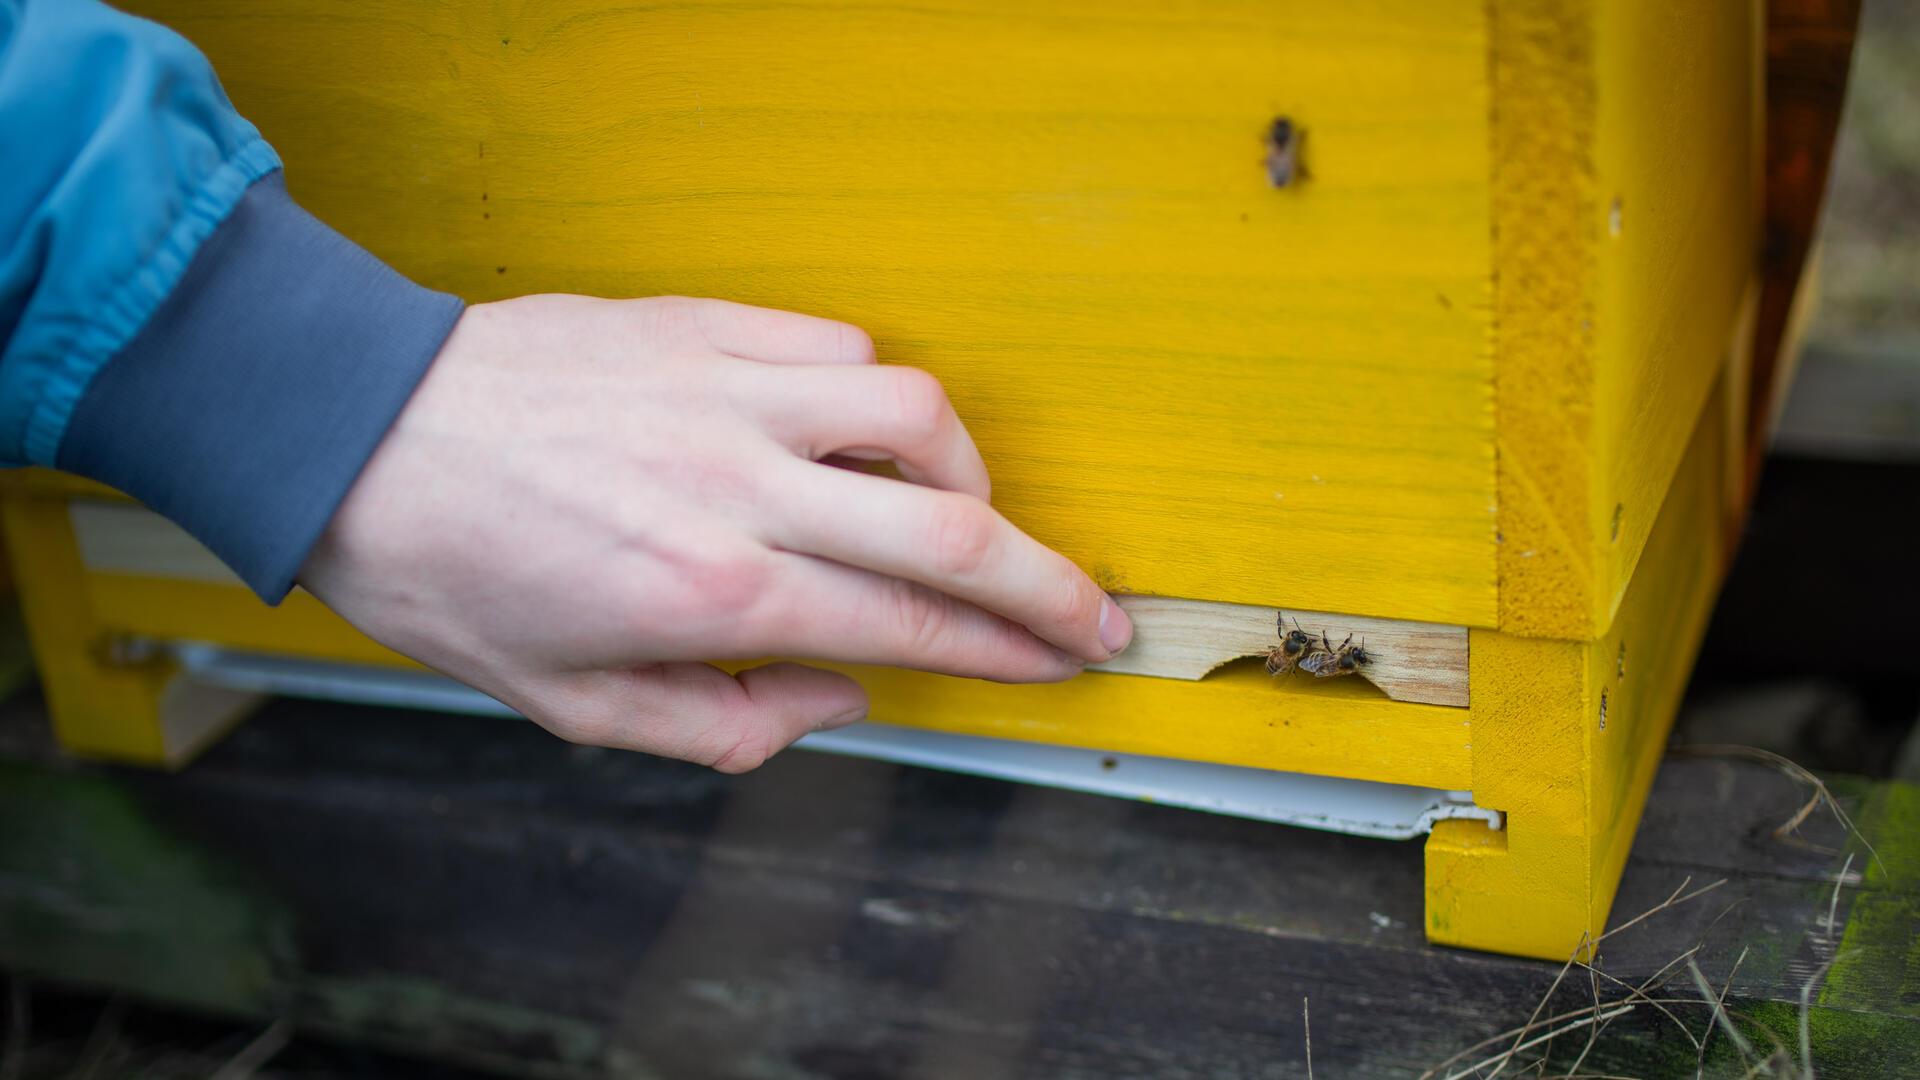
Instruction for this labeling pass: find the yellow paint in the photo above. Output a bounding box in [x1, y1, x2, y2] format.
[127, 0, 1499, 629]
[1582, 371, 1729, 938]
[80, 572, 1478, 796]
[2, 382, 1744, 960]
[72, 572, 1475, 790]
[1426, 630, 1591, 958]
[0, 470, 122, 500]
[1487, 0, 1602, 640]
[0, 497, 178, 763]
[1426, 372, 1732, 959]
[849, 661, 1472, 789]
[1493, 0, 1758, 639]
[85, 576, 417, 671]
[1591, 0, 1758, 630]
[2, 0, 1769, 957]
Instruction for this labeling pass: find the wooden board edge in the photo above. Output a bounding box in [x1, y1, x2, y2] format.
[1091, 594, 1468, 708]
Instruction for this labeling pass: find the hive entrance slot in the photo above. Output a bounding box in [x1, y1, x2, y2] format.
[1087, 594, 1469, 708]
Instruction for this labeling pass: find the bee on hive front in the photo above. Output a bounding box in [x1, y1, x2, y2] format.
[1265, 613, 1315, 676]
[1295, 631, 1341, 678]
[1312, 633, 1373, 680]
[1264, 116, 1304, 188]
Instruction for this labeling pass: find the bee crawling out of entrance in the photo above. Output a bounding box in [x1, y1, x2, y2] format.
[1265, 613, 1315, 675]
[1267, 614, 1374, 684]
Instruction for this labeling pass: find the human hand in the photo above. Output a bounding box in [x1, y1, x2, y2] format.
[299, 295, 1131, 771]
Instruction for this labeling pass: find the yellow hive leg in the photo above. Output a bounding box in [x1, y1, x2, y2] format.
[1426, 371, 1733, 959]
[0, 494, 259, 766]
[1426, 632, 1595, 959]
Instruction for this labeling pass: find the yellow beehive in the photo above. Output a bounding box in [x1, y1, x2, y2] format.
[0, 0, 1767, 959]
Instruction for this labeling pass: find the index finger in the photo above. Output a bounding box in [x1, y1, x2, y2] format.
[764, 462, 1132, 664]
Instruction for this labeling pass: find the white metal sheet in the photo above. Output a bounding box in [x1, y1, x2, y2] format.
[170, 643, 1500, 840]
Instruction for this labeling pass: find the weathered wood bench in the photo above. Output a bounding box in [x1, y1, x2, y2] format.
[2, 691, 1913, 1077]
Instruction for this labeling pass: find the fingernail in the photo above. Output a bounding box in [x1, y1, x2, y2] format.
[1098, 596, 1133, 658]
[820, 706, 867, 731]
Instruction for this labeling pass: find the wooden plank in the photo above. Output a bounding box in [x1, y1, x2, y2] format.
[69, 501, 237, 586]
[767, 662, 1477, 790]
[1583, 368, 1733, 937]
[83, 575, 414, 672]
[1491, 0, 1761, 639]
[66, 502, 1470, 706]
[1487, 0, 1605, 638]
[1591, 0, 1761, 629]
[1093, 594, 1468, 707]
[0, 499, 259, 766]
[1424, 370, 1733, 959]
[74, 570, 1478, 789]
[1, 695, 1913, 1077]
[123, 0, 1499, 629]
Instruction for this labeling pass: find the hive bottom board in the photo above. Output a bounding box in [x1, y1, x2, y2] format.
[0, 369, 1737, 959]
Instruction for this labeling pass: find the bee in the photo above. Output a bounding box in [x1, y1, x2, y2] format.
[1264, 116, 1305, 188]
[1294, 630, 1341, 678]
[1264, 613, 1315, 676]
[1307, 632, 1373, 680]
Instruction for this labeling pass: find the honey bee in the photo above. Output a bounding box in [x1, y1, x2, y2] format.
[1294, 631, 1341, 678]
[1306, 632, 1373, 680]
[1264, 116, 1305, 188]
[1264, 613, 1315, 676]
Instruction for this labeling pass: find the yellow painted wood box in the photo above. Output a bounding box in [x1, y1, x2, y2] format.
[1, 0, 1775, 960]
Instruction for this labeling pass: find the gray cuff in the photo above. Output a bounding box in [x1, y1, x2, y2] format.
[57, 171, 464, 602]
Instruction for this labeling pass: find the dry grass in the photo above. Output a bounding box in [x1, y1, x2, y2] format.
[1419, 873, 1841, 1079]
[1303, 996, 1314, 1080]
[1668, 744, 1884, 875]
[1420, 879, 1730, 1080]
[1423, 742, 1883, 1080]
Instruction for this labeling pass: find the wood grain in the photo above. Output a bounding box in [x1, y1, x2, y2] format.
[1091, 594, 1468, 707]
[1491, 0, 1761, 638]
[1591, 0, 1760, 631]
[58, 498, 1477, 777]
[69, 501, 238, 586]
[80, 568, 1477, 790]
[126, 0, 1499, 629]
[1584, 368, 1731, 933]
[1429, 370, 1736, 958]
[65, 500, 1470, 704]
[0, 695, 1902, 1078]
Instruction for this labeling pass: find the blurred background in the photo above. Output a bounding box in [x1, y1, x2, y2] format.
[1682, 0, 1920, 777]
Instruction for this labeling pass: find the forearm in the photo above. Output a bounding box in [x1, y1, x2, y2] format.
[0, 0, 461, 600]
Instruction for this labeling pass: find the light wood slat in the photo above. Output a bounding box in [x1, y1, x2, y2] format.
[69, 502, 239, 586]
[1093, 594, 1467, 707]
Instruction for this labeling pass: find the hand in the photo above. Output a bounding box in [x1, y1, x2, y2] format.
[299, 295, 1131, 772]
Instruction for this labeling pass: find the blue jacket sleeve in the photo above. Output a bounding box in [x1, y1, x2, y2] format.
[1, 0, 463, 601]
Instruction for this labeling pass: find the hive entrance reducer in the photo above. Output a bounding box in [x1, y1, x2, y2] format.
[1088, 595, 1468, 708]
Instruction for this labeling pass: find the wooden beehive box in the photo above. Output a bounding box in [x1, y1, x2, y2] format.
[1, 0, 1782, 959]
